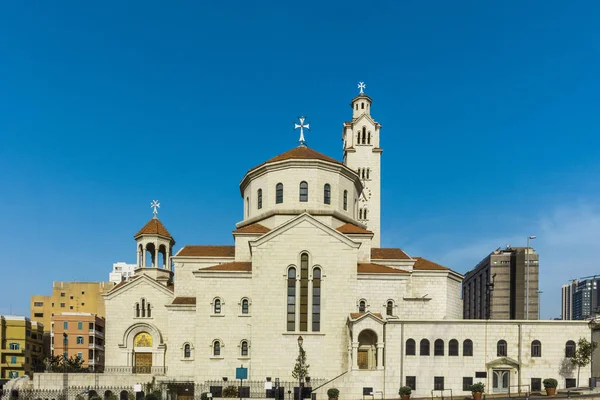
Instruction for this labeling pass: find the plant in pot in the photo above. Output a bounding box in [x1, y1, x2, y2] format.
[327, 388, 339, 400]
[543, 378, 558, 396]
[470, 382, 485, 400]
[399, 386, 412, 400]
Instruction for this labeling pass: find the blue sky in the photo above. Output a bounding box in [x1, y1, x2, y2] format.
[1, 1, 600, 319]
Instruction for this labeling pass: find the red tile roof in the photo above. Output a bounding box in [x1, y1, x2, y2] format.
[412, 257, 450, 271]
[135, 218, 172, 238]
[337, 223, 373, 234]
[201, 262, 252, 272]
[350, 312, 383, 320]
[107, 275, 140, 293]
[371, 248, 411, 260]
[248, 146, 342, 172]
[233, 223, 271, 234]
[357, 263, 409, 274]
[172, 297, 196, 305]
[178, 245, 235, 257]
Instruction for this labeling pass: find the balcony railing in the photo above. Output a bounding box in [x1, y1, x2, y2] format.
[88, 329, 104, 338]
[87, 343, 103, 349]
[104, 366, 167, 375]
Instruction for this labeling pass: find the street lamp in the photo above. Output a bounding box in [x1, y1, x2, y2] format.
[297, 336, 304, 398]
[526, 235, 537, 320]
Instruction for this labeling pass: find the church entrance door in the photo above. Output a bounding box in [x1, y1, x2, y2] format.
[134, 353, 152, 374]
[492, 370, 510, 392]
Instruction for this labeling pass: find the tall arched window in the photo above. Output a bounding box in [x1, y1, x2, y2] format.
[241, 299, 249, 314]
[566, 340, 576, 357]
[449, 339, 459, 356]
[362, 169, 366, 179]
[135, 303, 140, 318]
[287, 268, 296, 331]
[359, 209, 363, 219]
[531, 340, 541, 357]
[276, 183, 283, 204]
[214, 299, 221, 314]
[386, 300, 393, 316]
[343, 190, 348, 210]
[257, 189, 262, 209]
[213, 341, 221, 356]
[463, 339, 473, 356]
[420, 339, 430, 356]
[497, 340, 507, 356]
[324, 184, 331, 204]
[364, 209, 368, 219]
[184, 344, 191, 358]
[147, 303, 151, 318]
[406, 339, 416, 355]
[312, 268, 321, 331]
[299, 182, 308, 202]
[299, 254, 309, 331]
[366, 169, 370, 179]
[434, 339, 444, 356]
[241, 340, 248, 357]
[246, 197, 249, 216]
[362, 127, 366, 144]
[359, 300, 366, 313]
[141, 299, 146, 318]
[367, 132, 371, 144]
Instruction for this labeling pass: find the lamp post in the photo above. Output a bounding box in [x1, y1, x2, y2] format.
[297, 336, 303, 399]
[526, 235, 537, 320]
[63, 333, 68, 373]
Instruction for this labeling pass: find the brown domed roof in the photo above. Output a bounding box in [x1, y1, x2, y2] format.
[248, 146, 342, 173]
[134, 217, 172, 239]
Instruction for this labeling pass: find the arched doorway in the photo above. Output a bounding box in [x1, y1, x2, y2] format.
[357, 330, 377, 370]
[133, 332, 153, 373]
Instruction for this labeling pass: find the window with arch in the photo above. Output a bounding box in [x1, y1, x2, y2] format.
[241, 340, 249, 357]
[183, 343, 191, 359]
[359, 209, 363, 220]
[366, 169, 370, 180]
[287, 267, 296, 331]
[324, 184, 331, 205]
[241, 298, 249, 314]
[497, 340, 507, 357]
[362, 127, 366, 144]
[531, 340, 541, 357]
[135, 298, 151, 318]
[386, 300, 394, 316]
[367, 132, 371, 145]
[358, 300, 366, 313]
[213, 298, 222, 314]
[565, 340, 576, 358]
[299, 253, 309, 331]
[434, 339, 444, 356]
[212, 340, 221, 357]
[312, 267, 321, 331]
[343, 190, 348, 210]
[276, 183, 284, 204]
[299, 181, 308, 202]
[463, 339, 473, 356]
[246, 197, 249, 217]
[257, 189, 262, 209]
[141, 299, 146, 317]
[406, 339, 416, 355]
[449, 339, 459, 356]
[420, 339, 430, 356]
[361, 103, 364, 110]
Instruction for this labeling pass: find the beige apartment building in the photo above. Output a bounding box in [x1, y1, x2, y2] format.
[0, 315, 44, 379]
[51, 313, 105, 371]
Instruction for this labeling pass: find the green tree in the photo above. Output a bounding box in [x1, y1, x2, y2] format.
[291, 344, 310, 385]
[571, 337, 598, 387]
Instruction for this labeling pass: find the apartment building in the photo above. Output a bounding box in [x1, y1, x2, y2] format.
[51, 313, 105, 371]
[0, 316, 44, 379]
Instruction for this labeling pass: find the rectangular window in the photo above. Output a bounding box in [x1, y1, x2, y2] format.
[434, 377, 444, 391]
[475, 372, 487, 378]
[63, 352, 68, 359]
[60, 303, 65, 308]
[77, 352, 82, 359]
[78, 322, 83, 330]
[463, 377, 473, 391]
[9, 343, 20, 350]
[70, 296, 73, 300]
[406, 376, 416, 390]
[8, 371, 17, 378]
[312, 269, 321, 332]
[34, 313, 44, 318]
[77, 336, 84, 344]
[531, 378, 541, 392]
[209, 386, 223, 398]
[61, 293, 65, 297]
[287, 269, 296, 332]
[566, 379, 576, 388]
[11, 356, 16, 364]
[299, 254, 309, 331]
[34, 302, 43, 307]
[64, 321, 68, 329]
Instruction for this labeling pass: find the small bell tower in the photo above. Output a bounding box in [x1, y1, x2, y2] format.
[342, 82, 383, 247]
[133, 200, 175, 285]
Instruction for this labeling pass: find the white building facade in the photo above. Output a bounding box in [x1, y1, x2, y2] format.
[101, 88, 592, 399]
[109, 262, 137, 284]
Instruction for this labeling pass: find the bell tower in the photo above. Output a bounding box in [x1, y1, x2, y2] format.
[342, 82, 383, 247]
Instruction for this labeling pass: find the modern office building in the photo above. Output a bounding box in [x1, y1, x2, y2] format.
[562, 280, 578, 320]
[0, 315, 44, 379]
[109, 262, 137, 284]
[463, 246, 539, 320]
[51, 313, 105, 371]
[570, 277, 600, 320]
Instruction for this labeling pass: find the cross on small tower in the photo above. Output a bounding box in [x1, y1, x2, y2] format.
[358, 82, 366, 94]
[150, 200, 160, 218]
[294, 116, 310, 146]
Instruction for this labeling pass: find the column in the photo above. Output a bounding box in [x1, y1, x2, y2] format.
[352, 341, 359, 370]
[376, 342, 384, 370]
[137, 248, 141, 268]
[165, 250, 171, 270]
[142, 245, 147, 268]
[154, 246, 159, 268]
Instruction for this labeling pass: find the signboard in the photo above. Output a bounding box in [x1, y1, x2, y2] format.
[265, 382, 273, 390]
[134, 384, 142, 393]
[236, 367, 248, 380]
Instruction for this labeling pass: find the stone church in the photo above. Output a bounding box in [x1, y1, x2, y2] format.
[102, 86, 591, 398]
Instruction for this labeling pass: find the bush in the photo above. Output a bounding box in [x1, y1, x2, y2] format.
[398, 386, 412, 396]
[543, 379, 558, 389]
[145, 394, 159, 400]
[223, 386, 238, 398]
[327, 388, 339, 399]
[201, 393, 210, 400]
[470, 383, 485, 393]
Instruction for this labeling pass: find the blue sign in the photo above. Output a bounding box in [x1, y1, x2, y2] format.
[236, 367, 248, 380]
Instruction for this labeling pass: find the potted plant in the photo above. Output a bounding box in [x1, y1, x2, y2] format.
[470, 382, 485, 400]
[327, 388, 339, 400]
[399, 386, 412, 400]
[543, 378, 558, 396]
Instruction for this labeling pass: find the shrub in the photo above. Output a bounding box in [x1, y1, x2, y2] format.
[327, 388, 339, 399]
[223, 386, 238, 398]
[145, 394, 159, 400]
[470, 383, 485, 393]
[543, 379, 558, 389]
[201, 393, 210, 400]
[398, 386, 412, 396]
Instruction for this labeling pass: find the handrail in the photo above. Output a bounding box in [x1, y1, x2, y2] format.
[311, 371, 349, 392]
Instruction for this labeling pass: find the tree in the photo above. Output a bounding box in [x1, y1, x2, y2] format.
[292, 344, 310, 386]
[571, 337, 598, 387]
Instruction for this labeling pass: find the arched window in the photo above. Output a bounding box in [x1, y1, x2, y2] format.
[276, 183, 284, 204]
[241, 299, 249, 314]
[147, 303, 151, 318]
[299, 253, 309, 331]
[367, 132, 371, 144]
[141, 299, 146, 318]
[361, 103, 364, 110]
[312, 268, 321, 332]
[287, 268, 296, 331]
[463, 339, 473, 356]
[362, 127, 366, 143]
[214, 299, 221, 314]
[405, 339, 416, 355]
[135, 303, 140, 318]
[434, 339, 444, 356]
[241, 340, 249, 356]
[531, 340, 541, 357]
[386, 300, 393, 316]
[420, 339, 430, 356]
[362, 169, 365, 179]
[324, 184, 331, 205]
[366, 169, 370, 179]
[364, 209, 368, 219]
[213, 341, 221, 356]
[359, 209, 363, 219]
[449, 339, 459, 356]
[497, 340, 507, 357]
[359, 300, 366, 313]
[299, 182, 308, 202]
[257, 189, 262, 209]
[246, 197, 250, 216]
[343, 190, 348, 210]
[566, 340, 576, 358]
[184, 344, 191, 358]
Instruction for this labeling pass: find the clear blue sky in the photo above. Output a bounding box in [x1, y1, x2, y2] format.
[2, 1, 600, 319]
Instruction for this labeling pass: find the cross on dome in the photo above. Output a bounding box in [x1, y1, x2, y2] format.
[151, 200, 160, 218]
[294, 116, 310, 146]
[358, 81, 366, 94]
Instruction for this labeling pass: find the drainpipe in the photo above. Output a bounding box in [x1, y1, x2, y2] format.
[400, 322, 404, 393]
[518, 323, 522, 391]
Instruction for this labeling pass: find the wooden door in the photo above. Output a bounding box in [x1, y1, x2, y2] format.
[134, 353, 152, 374]
[358, 350, 369, 369]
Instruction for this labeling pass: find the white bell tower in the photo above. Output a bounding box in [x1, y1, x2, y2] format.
[342, 82, 383, 247]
